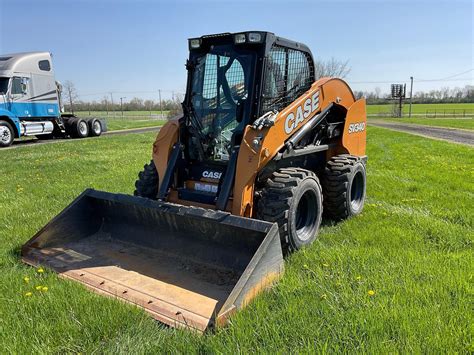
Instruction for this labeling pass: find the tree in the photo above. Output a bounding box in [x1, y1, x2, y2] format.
[62, 80, 79, 113]
[374, 87, 381, 99]
[314, 57, 351, 79]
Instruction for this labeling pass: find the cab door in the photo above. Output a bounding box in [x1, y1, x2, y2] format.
[9, 76, 32, 118]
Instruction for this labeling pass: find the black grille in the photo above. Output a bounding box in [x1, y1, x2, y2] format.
[260, 45, 314, 115]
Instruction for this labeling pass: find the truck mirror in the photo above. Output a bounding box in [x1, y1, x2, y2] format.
[21, 78, 28, 94]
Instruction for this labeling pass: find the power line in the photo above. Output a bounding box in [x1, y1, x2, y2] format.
[350, 77, 472, 84]
[349, 68, 473, 85]
[417, 68, 473, 82]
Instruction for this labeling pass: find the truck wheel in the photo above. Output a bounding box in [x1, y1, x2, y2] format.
[72, 118, 89, 138]
[0, 120, 14, 147]
[322, 155, 366, 220]
[88, 119, 102, 137]
[258, 168, 323, 253]
[134, 160, 159, 199]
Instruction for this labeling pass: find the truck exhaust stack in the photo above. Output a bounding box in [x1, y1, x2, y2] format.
[22, 190, 284, 332]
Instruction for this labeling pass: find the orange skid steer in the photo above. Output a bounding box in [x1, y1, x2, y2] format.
[22, 31, 367, 332]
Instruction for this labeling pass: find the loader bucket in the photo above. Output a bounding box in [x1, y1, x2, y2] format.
[21, 189, 283, 332]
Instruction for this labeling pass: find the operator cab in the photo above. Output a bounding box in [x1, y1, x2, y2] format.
[173, 31, 316, 206]
[183, 31, 315, 162]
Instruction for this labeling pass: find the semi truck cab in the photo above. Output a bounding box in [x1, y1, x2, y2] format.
[0, 52, 105, 147]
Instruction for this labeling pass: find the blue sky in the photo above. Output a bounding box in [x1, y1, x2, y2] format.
[1, 0, 472, 101]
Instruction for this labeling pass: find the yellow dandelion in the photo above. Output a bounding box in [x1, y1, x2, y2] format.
[320, 294, 327, 300]
[41, 286, 48, 292]
[23, 276, 30, 283]
[355, 275, 361, 281]
[303, 264, 309, 269]
[37, 267, 44, 273]
[24, 292, 33, 297]
[368, 290, 375, 296]
[35, 285, 43, 291]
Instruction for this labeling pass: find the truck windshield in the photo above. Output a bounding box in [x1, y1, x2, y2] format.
[0, 78, 9, 94]
[190, 45, 254, 140]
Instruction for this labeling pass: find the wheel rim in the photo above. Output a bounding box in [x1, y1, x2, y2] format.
[295, 189, 318, 241]
[0, 126, 12, 144]
[350, 171, 364, 211]
[79, 121, 88, 135]
[92, 121, 101, 134]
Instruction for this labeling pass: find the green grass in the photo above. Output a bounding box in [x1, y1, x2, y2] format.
[0, 128, 472, 353]
[367, 103, 474, 115]
[75, 110, 170, 116]
[105, 118, 166, 131]
[369, 116, 474, 130]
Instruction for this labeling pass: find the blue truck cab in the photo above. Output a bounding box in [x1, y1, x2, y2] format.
[0, 52, 105, 147]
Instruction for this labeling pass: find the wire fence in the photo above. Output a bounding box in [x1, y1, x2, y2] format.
[368, 109, 474, 118]
[75, 111, 169, 120]
[425, 109, 474, 118]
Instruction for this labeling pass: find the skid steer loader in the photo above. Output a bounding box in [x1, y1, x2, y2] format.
[22, 31, 367, 332]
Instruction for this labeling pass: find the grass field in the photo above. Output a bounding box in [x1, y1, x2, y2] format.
[75, 110, 170, 117]
[367, 103, 474, 116]
[369, 117, 474, 130]
[0, 128, 472, 353]
[105, 118, 166, 131]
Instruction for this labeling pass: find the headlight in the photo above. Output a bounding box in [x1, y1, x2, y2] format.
[189, 38, 201, 49]
[234, 33, 246, 44]
[248, 32, 262, 43]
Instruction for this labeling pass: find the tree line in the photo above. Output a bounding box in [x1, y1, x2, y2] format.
[61, 57, 473, 115]
[355, 85, 473, 104]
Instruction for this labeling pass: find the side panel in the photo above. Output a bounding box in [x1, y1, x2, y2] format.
[232, 77, 357, 216]
[152, 119, 180, 188]
[29, 73, 60, 118]
[9, 102, 59, 119]
[341, 98, 367, 156]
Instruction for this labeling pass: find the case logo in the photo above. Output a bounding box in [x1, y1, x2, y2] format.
[284, 91, 320, 135]
[202, 170, 222, 179]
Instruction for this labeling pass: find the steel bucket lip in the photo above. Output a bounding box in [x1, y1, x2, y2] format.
[21, 188, 284, 331]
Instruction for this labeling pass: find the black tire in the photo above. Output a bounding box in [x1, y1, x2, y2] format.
[322, 154, 366, 220]
[134, 160, 159, 199]
[88, 118, 102, 137]
[0, 120, 14, 147]
[71, 118, 89, 138]
[258, 168, 323, 253]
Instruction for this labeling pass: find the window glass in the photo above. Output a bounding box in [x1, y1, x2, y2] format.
[202, 54, 218, 100]
[38, 60, 51, 71]
[0, 78, 9, 94]
[11, 77, 23, 95]
[261, 45, 313, 115]
[225, 59, 247, 101]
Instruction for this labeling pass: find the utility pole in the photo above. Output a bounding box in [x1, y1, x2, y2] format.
[409, 76, 414, 118]
[159, 89, 163, 118]
[120, 97, 126, 118]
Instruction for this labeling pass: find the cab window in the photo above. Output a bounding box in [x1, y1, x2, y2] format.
[261, 45, 314, 114]
[11, 77, 28, 95]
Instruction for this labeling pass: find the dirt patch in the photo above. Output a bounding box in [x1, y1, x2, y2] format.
[369, 120, 473, 146]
